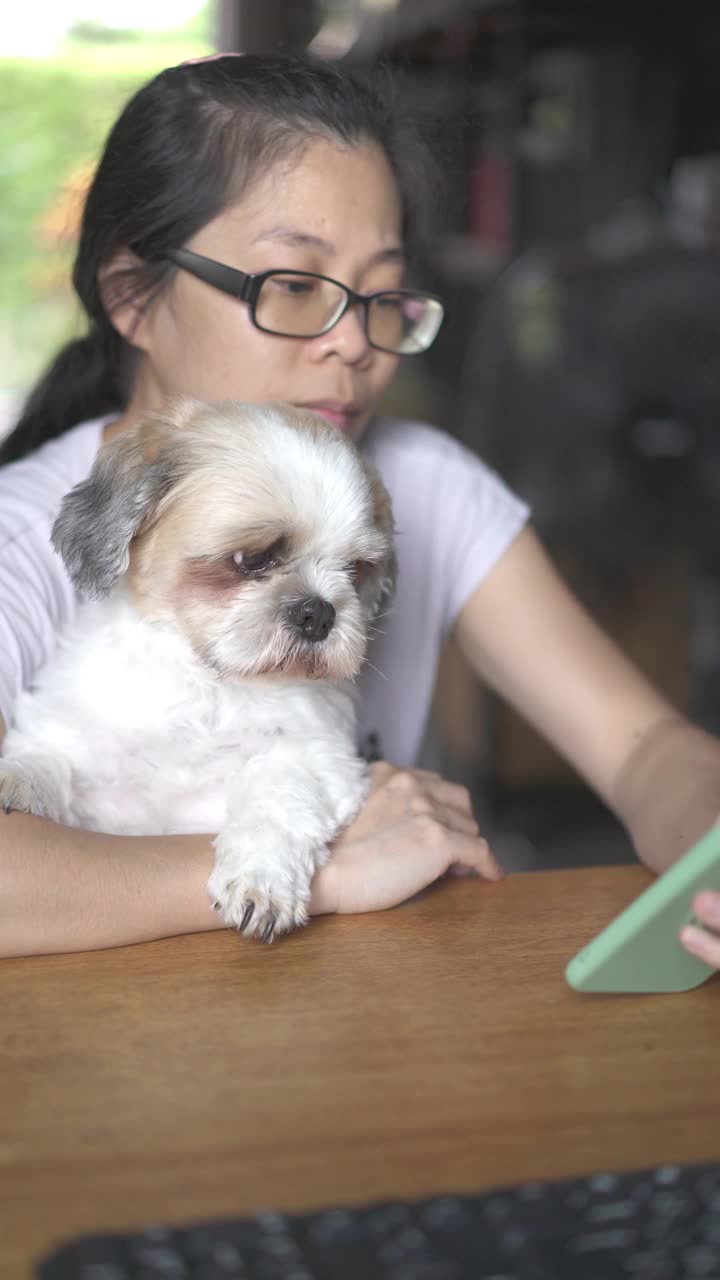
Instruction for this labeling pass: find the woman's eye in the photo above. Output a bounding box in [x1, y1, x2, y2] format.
[270, 276, 316, 296]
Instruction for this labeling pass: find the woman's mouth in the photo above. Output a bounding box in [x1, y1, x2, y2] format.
[296, 401, 360, 432]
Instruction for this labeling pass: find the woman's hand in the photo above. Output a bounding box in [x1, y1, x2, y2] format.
[311, 761, 503, 917]
[680, 891, 720, 969]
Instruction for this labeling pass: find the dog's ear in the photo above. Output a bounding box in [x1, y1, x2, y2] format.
[51, 403, 197, 597]
[361, 458, 397, 620]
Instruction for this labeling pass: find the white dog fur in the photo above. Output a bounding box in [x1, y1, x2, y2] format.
[0, 398, 396, 941]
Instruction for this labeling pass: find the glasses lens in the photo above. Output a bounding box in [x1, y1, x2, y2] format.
[255, 273, 346, 336]
[368, 292, 444, 354]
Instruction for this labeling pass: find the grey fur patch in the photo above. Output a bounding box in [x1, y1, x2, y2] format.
[52, 445, 178, 598]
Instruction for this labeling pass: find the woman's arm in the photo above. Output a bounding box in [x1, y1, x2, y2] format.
[456, 527, 720, 968]
[455, 526, 720, 873]
[0, 806, 228, 957]
[0, 692, 229, 955]
[0, 704, 500, 958]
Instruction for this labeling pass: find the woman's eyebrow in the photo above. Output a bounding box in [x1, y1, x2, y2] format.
[253, 224, 405, 266]
[253, 226, 333, 252]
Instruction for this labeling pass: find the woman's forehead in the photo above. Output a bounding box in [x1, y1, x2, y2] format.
[200, 139, 404, 258]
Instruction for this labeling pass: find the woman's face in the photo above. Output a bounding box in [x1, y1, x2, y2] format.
[119, 139, 405, 441]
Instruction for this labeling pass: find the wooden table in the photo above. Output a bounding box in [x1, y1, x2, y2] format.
[2, 865, 720, 1279]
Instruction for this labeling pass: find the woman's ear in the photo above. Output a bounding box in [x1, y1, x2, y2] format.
[98, 248, 154, 348]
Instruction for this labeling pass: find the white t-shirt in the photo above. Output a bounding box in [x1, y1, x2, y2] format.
[0, 415, 529, 765]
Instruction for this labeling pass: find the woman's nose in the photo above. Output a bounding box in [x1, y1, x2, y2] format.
[311, 303, 370, 363]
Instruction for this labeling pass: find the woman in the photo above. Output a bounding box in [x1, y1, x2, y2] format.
[1, 53, 719, 964]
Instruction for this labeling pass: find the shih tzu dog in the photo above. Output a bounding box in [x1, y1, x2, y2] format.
[0, 398, 395, 941]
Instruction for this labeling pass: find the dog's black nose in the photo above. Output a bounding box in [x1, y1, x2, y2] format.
[288, 597, 336, 642]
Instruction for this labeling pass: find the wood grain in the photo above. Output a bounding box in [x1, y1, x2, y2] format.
[2, 866, 719, 1278]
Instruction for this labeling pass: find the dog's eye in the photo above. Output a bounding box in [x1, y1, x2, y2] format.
[232, 546, 280, 576]
[348, 560, 373, 588]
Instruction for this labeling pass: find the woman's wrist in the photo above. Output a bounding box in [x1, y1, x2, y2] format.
[613, 715, 720, 873]
[309, 858, 339, 916]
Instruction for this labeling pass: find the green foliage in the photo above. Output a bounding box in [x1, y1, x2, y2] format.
[0, 5, 212, 392]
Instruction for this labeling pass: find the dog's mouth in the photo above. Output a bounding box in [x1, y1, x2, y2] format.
[194, 615, 367, 683]
[276, 648, 330, 680]
[271, 638, 363, 681]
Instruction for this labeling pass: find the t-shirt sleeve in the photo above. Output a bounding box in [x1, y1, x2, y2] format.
[362, 419, 531, 644]
[438, 440, 530, 631]
[0, 460, 77, 730]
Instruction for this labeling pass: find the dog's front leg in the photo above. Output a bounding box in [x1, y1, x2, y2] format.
[0, 752, 73, 823]
[209, 739, 369, 942]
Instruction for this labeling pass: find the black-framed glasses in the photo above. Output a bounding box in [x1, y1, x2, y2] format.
[165, 247, 445, 356]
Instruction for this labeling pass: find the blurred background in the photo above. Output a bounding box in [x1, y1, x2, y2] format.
[3, 0, 720, 869]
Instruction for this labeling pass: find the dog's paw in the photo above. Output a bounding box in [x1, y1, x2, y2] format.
[208, 849, 314, 943]
[0, 759, 63, 821]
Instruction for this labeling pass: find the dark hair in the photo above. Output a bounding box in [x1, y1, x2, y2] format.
[2, 54, 435, 465]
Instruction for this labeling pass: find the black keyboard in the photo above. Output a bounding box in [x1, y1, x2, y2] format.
[38, 1160, 720, 1279]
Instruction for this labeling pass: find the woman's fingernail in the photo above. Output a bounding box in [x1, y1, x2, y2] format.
[695, 892, 720, 925]
[681, 925, 708, 955]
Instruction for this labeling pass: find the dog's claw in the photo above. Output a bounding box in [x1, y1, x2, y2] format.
[209, 866, 308, 940]
[3, 803, 11, 815]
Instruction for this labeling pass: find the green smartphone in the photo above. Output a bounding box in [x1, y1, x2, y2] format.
[565, 822, 720, 994]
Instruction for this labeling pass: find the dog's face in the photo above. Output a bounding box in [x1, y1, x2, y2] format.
[52, 399, 396, 681]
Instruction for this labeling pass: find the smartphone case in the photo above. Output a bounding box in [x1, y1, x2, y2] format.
[565, 823, 720, 993]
